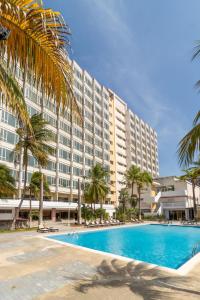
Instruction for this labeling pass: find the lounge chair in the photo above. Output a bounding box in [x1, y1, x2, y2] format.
[37, 227, 49, 233]
[131, 218, 140, 223]
[48, 227, 59, 232]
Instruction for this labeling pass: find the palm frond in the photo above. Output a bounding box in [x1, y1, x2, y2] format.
[0, 0, 81, 119]
[178, 123, 200, 166]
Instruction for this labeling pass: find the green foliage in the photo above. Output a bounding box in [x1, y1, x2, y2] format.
[30, 210, 39, 220]
[95, 208, 109, 220]
[81, 206, 109, 221]
[142, 214, 165, 221]
[29, 171, 50, 199]
[84, 164, 110, 208]
[116, 207, 138, 222]
[81, 206, 94, 221]
[0, 164, 16, 197]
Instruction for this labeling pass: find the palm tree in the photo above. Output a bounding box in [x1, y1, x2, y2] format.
[0, 0, 82, 201]
[178, 42, 200, 167]
[84, 164, 110, 212]
[119, 188, 129, 213]
[29, 171, 50, 227]
[124, 165, 140, 196]
[0, 164, 16, 197]
[179, 167, 200, 219]
[0, 0, 79, 114]
[136, 171, 153, 220]
[178, 111, 200, 166]
[14, 113, 53, 227]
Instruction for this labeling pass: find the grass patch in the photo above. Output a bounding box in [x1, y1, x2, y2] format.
[0, 227, 37, 234]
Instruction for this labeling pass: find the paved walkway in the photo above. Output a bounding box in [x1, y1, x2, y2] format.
[0, 228, 200, 300]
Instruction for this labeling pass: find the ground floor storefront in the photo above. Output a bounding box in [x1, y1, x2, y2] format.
[163, 208, 194, 220]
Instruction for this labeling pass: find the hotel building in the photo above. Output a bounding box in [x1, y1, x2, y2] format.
[0, 59, 159, 222]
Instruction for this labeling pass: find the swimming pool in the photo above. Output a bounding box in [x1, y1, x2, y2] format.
[47, 224, 200, 270]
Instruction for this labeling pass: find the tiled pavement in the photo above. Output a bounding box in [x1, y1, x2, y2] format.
[0, 229, 200, 300]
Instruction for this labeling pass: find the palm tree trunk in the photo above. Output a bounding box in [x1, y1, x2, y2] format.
[131, 182, 134, 196]
[13, 149, 28, 229]
[192, 181, 197, 219]
[55, 106, 60, 202]
[38, 91, 44, 228]
[138, 187, 141, 220]
[123, 198, 125, 214]
[29, 188, 32, 228]
[38, 172, 44, 227]
[100, 198, 103, 222]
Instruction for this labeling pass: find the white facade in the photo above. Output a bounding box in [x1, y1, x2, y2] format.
[0, 60, 111, 203]
[142, 176, 200, 220]
[126, 109, 159, 177]
[0, 59, 159, 207]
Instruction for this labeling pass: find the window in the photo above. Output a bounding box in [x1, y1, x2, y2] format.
[95, 138, 102, 148]
[85, 98, 93, 110]
[85, 133, 93, 144]
[28, 156, 38, 167]
[85, 145, 93, 156]
[73, 167, 83, 176]
[73, 180, 78, 189]
[73, 127, 83, 139]
[59, 135, 71, 147]
[73, 153, 83, 164]
[59, 178, 70, 188]
[59, 163, 71, 174]
[47, 161, 56, 171]
[60, 121, 71, 133]
[85, 110, 93, 122]
[47, 176, 56, 186]
[0, 148, 13, 162]
[59, 149, 71, 161]
[0, 129, 16, 144]
[104, 153, 110, 161]
[95, 149, 102, 159]
[95, 127, 102, 138]
[85, 157, 93, 166]
[44, 113, 56, 127]
[85, 121, 93, 133]
[85, 88, 92, 99]
[73, 140, 83, 152]
[1, 111, 16, 127]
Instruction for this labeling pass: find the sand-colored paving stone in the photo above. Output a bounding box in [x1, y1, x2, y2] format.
[0, 230, 200, 300]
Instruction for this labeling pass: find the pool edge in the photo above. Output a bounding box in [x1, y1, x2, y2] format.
[39, 223, 200, 276]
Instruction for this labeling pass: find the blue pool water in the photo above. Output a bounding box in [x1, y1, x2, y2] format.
[48, 225, 200, 269]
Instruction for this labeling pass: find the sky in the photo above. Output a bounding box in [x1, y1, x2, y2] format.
[44, 0, 200, 176]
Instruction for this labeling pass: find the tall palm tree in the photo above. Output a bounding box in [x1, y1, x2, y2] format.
[179, 167, 200, 219]
[0, 0, 82, 203]
[124, 165, 140, 196]
[14, 113, 53, 226]
[29, 171, 50, 227]
[119, 188, 129, 213]
[0, 164, 16, 197]
[136, 171, 153, 220]
[84, 164, 109, 212]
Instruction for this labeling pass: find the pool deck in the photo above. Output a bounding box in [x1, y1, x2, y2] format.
[0, 224, 200, 300]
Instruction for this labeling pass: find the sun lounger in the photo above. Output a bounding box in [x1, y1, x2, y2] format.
[48, 227, 59, 232]
[37, 227, 49, 233]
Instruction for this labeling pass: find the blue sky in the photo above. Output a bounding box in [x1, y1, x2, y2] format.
[44, 0, 200, 176]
